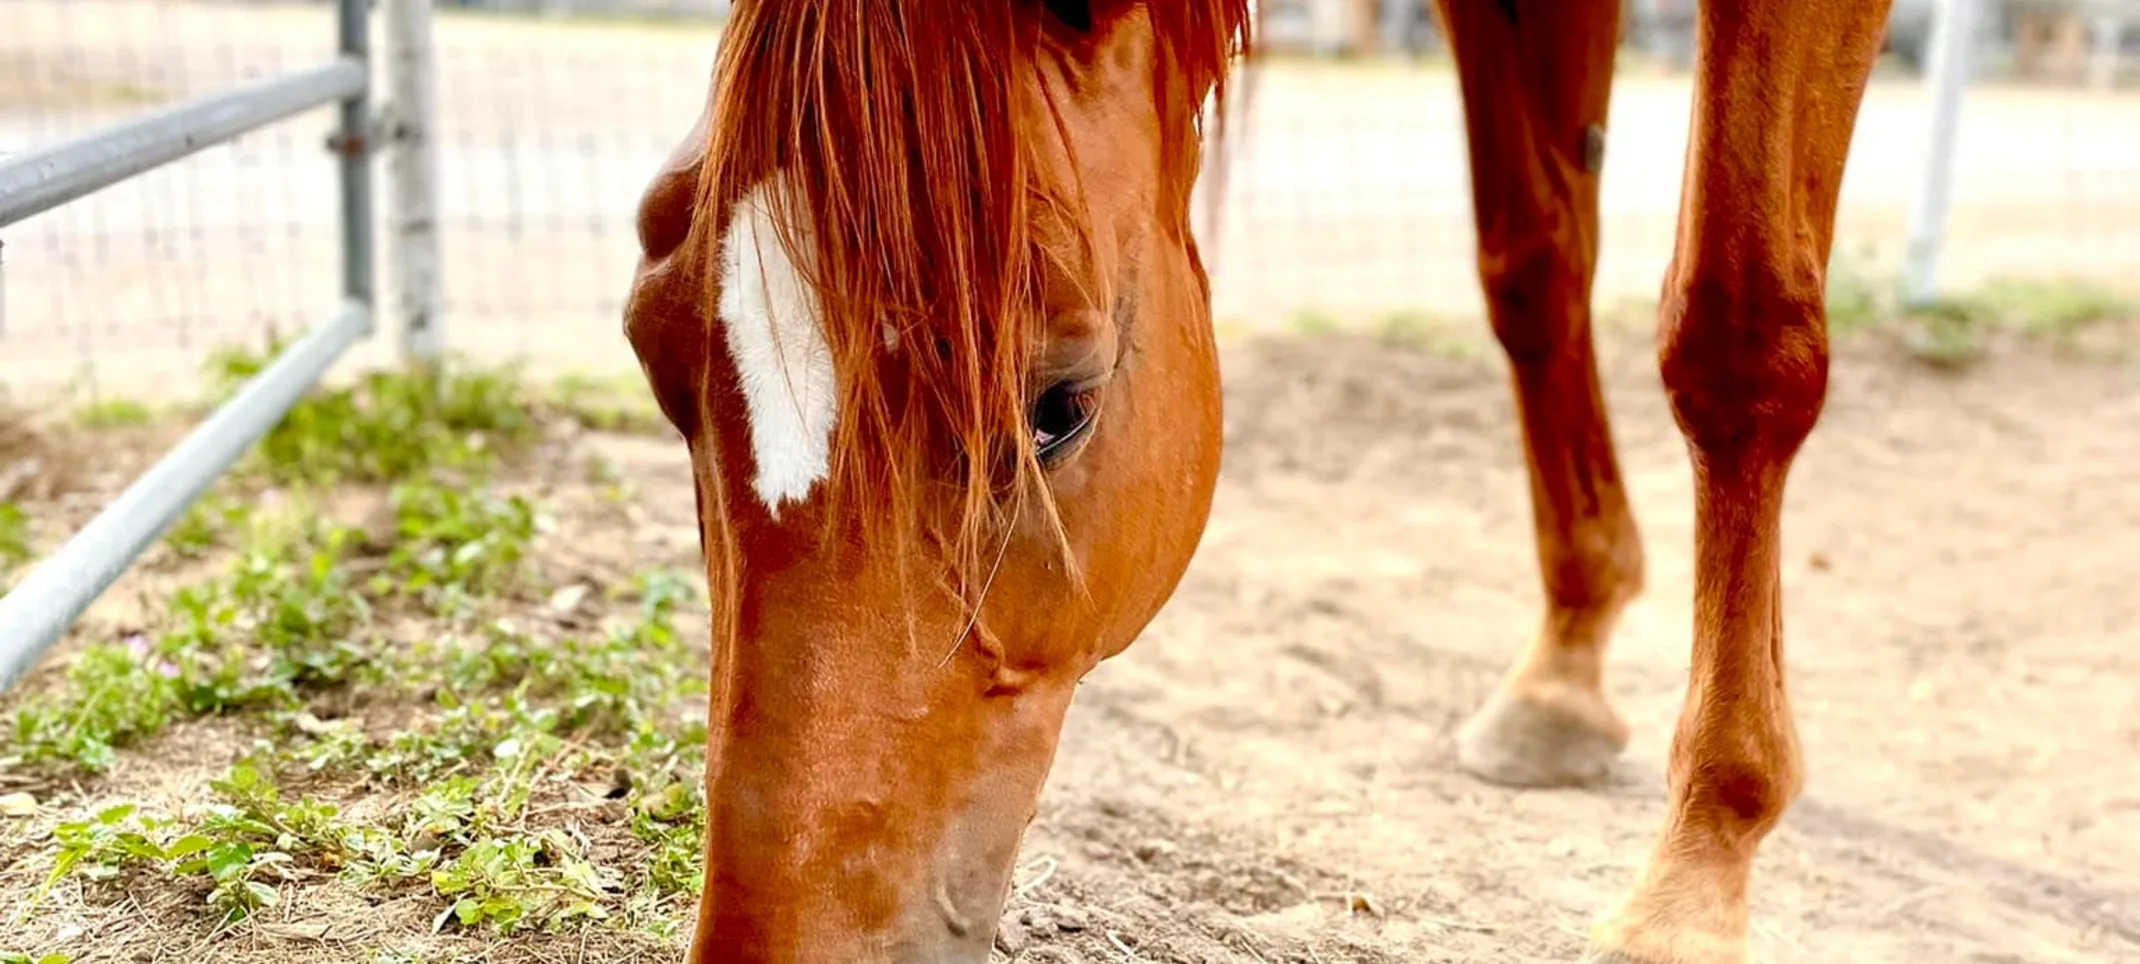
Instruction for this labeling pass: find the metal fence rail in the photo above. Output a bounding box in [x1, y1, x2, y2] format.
[0, 0, 413, 692]
[0, 61, 367, 227]
[0, 301, 371, 688]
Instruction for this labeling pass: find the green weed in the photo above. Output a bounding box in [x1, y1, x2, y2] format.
[630, 779, 705, 898]
[206, 347, 540, 485]
[160, 523, 377, 714]
[1972, 278, 2136, 340]
[380, 482, 540, 614]
[548, 373, 668, 436]
[0, 502, 30, 576]
[1895, 297, 1995, 370]
[440, 616, 694, 743]
[430, 832, 617, 933]
[1290, 310, 1340, 335]
[17, 558, 710, 937]
[4, 347, 708, 942]
[1377, 310, 1482, 360]
[6, 644, 177, 773]
[1825, 245, 1896, 338]
[70, 398, 156, 430]
[162, 494, 252, 560]
[5, 516, 373, 771]
[1818, 252, 2138, 368]
[32, 762, 373, 925]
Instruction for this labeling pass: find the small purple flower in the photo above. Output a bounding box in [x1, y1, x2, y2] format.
[121, 632, 178, 678]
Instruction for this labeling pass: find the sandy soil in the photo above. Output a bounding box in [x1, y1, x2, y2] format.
[5, 321, 2140, 963]
[990, 327, 2140, 964]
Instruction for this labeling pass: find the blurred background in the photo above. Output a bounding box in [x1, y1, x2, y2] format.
[2, 0, 2137, 400]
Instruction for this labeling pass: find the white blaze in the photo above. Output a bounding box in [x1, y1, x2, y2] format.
[717, 180, 836, 515]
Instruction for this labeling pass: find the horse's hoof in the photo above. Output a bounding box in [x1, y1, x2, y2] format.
[1579, 951, 1664, 964]
[1578, 928, 1751, 964]
[1580, 946, 1749, 964]
[1455, 686, 1627, 788]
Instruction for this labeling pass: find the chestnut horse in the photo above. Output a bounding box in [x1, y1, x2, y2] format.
[623, 1, 1891, 961]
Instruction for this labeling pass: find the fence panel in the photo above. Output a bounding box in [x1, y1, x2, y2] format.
[400, 0, 2140, 356]
[7, 1, 2137, 396]
[0, 0, 389, 688]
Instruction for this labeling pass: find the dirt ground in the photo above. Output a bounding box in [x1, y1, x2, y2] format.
[12, 323, 2135, 963]
[995, 327, 2140, 964]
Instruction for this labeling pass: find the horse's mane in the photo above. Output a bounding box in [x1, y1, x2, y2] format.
[685, 0, 1252, 637]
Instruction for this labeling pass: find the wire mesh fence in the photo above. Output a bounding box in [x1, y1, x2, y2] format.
[3, 0, 2138, 404]
[1, 0, 348, 401]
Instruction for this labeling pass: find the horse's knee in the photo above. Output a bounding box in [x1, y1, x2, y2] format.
[1477, 222, 1592, 368]
[1657, 264, 1829, 462]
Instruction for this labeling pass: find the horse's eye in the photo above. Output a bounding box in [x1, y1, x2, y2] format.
[1041, 0, 1093, 32]
[1032, 381, 1101, 465]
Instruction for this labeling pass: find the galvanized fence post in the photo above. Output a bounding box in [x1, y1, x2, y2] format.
[386, 0, 444, 364]
[1903, 0, 1980, 308]
[338, 0, 378, 316]
[2090, 15, 2123, 92]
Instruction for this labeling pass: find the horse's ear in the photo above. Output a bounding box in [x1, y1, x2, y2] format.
[1041, 0, 1093, 32]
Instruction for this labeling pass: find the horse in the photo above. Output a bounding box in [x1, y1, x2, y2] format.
[622, 1, 1892, 961]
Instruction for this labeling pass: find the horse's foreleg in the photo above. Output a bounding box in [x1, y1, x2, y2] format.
[1587, 4, 1890, 962]
[1437, 0, 1643, 788]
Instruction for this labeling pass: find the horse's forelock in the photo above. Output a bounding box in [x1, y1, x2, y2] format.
[684, 0, 1253, 622]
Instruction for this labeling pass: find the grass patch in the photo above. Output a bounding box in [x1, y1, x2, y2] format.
[378, 482, 542, 617]
[1376, 310, 1484, 360]
[5, 510, 377, 772]
[0, 351, 709, 957]
[0, 466, 562, 775]
[1824, 252, 2137, 368]
[1825, 251, 1895, 340]
[0, 502, 30, 577]
[2, 352, 558, 773]
[1969, 278, 2138, 339]
[162, 495, 252, 562]
[4, 564, 709, 942]
[32, 767, 343, 925]
[546, 373, 669, 436]
[69, 398, 156, 431]
[206, 346, 541, 486]
[1289, 310, 1340, 336]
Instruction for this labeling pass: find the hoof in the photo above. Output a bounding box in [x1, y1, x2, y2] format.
[1455, 687, 1627, 788]
[1579, 927, 1750, 964]
[1580, 946, 1746, 964]
[1579, 951, 1658, 964]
